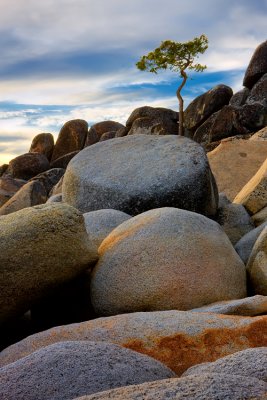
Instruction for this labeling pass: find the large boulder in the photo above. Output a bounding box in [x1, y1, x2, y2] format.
[243, 40, 267, 89]
[73, 374, 267, 400]
[184, 84, 233, 133]
[246, 73, 267, 106]
[51, 119, 88, 162]
[234, 158, 267, 215]
[0, 341, 175, 400]
[84, 121, 124, 147]
[126, 106, 178, 129]
[247, 226, 267, 295]
[63, 135, 218, 217]
[0, 203, 98, 325]
[7, 153, 50, 180]
[127, 117, 177, 136]
[30, 168, 65, 195]
[90, 208, 246, 316]
[183, 347, 267, 383]
[83, 209, 131, 249]
[229, 88, 250, 107]
[29, 133, 54, 161]
[1, 311, 266, 375]
[0, 180, 47, 216]
[235, 222, 267, 264]
[0, 176, 26, 207]
[208, 138, 267, 200]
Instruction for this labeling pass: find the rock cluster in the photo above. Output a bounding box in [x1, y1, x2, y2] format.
[0, 40, 267, 400]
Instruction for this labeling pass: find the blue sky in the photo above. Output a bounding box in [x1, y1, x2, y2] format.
[0, 0, 266, 164]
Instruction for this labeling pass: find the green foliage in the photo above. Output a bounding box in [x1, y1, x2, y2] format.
[136, 34, 208, 77]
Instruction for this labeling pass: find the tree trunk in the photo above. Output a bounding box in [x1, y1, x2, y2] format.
[176, 70, 187, 136]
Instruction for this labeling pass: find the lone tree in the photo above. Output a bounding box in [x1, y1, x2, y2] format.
[136, 34, 208, 136]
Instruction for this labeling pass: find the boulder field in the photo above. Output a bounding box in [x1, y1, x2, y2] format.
[0, 39, 267, 400]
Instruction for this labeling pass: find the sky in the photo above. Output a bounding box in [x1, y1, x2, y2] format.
[0, 0, 266, 164]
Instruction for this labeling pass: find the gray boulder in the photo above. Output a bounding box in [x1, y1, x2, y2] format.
[72, 374, 267, 400]
[0, 180, 47, 216]
[62, 135, 218, 217]
[234, 222, 267, 264]
[83, 209, 131, 249]
[91, 207, 246, 316]
[0, 341, 175, 400]
[243, 40, 267, 89]
[0, 203, 98, 325]
[183, 347, 267, 382]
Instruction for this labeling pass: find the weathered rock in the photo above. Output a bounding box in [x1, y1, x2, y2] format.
[252, 206, 267, 226]
[115, 126, 129, 137]
[83, 209, 131, 249]
[99, 131, 117, 141]
[229, 88, 250, 106]
[0, 180, 47, 215]
[51, 119, 88, 162]
[50, 150, 79, 169]
[250, 126, 267, 141]
[0, 341, 175, 400]
[243, 40, 267, 89]
[126, 106, 178, 129]
[247, 227, 267, 295]
[63, 135, 218, 217]
[183, 347, 267, 382]
[0, 203, 98, 325]
[235, 222, 267, 264]
[246, 73, 267, 107]
[191, 295, 267, 316]
[91, 208, 246, 316]
[236, 102, 267, 132]
[216, 193, 254, 244]
[87, 120, 124, 141]
[0, 176, 26, 207]
[84, 128, 100, 146]
[184, 84, 233, 133]
[73, 374, 267, 400]
[234, 158, 267, 214]
[46, 193, 62, 203]
[29, 133, 54, 160]
[127, 116, 177, 136]
[7, 153, 50, 180]
[1, 311, 266, 375]
[30, 168, 65, 194]
[208, 138, 267, 200]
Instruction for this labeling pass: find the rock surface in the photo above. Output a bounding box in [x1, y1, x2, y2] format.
[235, 222, 267, 264]
[0, 341, 175, 400]
[63, 135, 218, 216]
[247, 227, 267, 295]
[234, 158, 267, 214]
[2, 311, 266, 375]
[0, 180, 47, 215]
[51, 119, 88, 162]
[183, 347, 267, 382]
[0, 203, 98, 325]
[83, 209, 131, 249]
[243, 40, 267, 89]
[91, 207, 246, 316]
[73, 374, 267, 400]
[0, 176, 26, 207]
[252, 206, 267, 226]
[208, 138, 267, 200]
[85, 121, 124, 146]
[191, 295, 267, 316]
[50, 150, 79, 169]
[30, 168, 65, 195]
[29, 133, 54, 160]
[7, 153, 50, 180]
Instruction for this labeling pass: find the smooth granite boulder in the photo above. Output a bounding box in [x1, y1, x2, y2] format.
[0, 341, 175, 400]
[0, 203, 98, 325]
[1, 311, 266, 375]
[73, 374, 267, 400]
[90, 208, 246, 316]
[63, 135, 218, 216]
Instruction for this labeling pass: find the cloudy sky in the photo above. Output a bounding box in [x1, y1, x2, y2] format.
[0, 0, 266, 164]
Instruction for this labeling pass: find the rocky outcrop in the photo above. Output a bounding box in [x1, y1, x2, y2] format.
[6, 153, 50, 180]
[0, 203, 98, 325]
[29, 133, 54, 161]
[243, 40, 267, 89]
[51, 119, 88, 162]
[63, 135, 218, 216]
[0, 341, 175, 400]
[1, 311, 266, 375]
